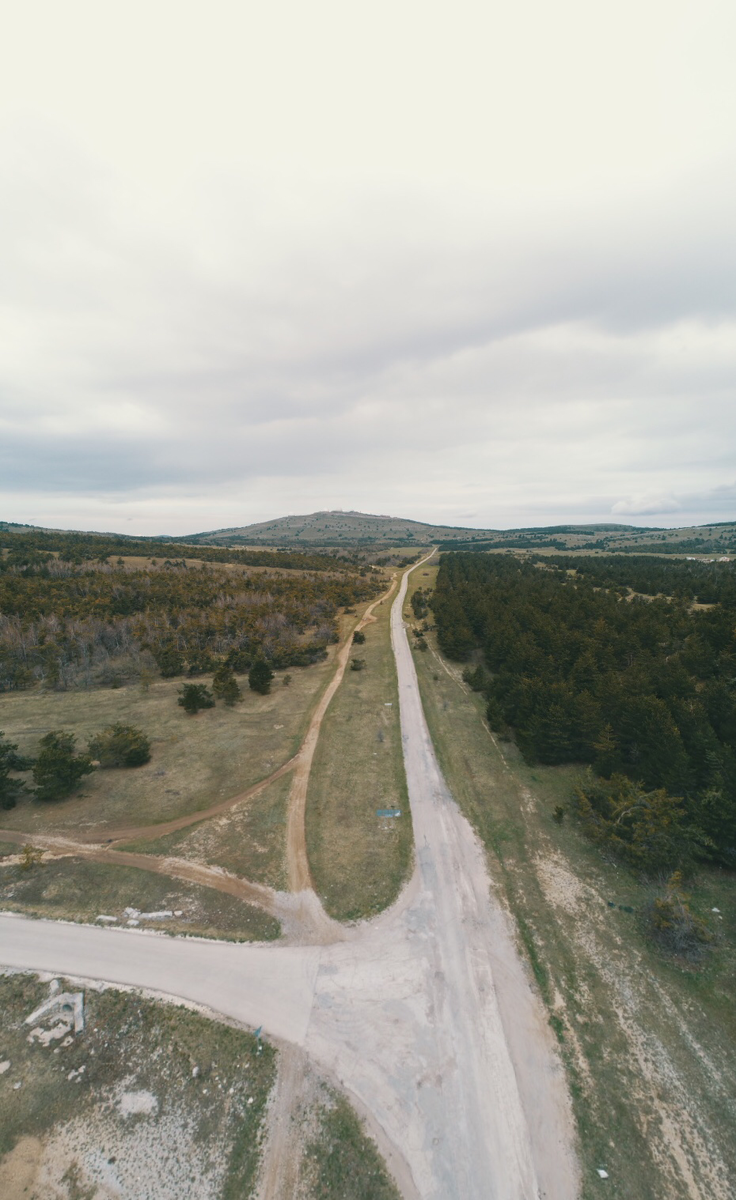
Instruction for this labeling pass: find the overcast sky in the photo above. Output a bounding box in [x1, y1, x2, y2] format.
[1, 0, 735, 535]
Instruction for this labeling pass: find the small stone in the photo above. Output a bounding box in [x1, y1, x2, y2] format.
[192, 1066, 200, 1078]
[13, 1082, 22, 1090]
[597, 1168, 609, 1179]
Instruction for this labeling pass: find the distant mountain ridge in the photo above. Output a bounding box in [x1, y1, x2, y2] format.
[2, 511, 735, 554]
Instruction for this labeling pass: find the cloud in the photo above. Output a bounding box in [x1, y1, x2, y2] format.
[0, 1, 735, 534]
[612, 494, 682, 517]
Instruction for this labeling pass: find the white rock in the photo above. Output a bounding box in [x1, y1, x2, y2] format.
[0, 1061, 10, 1074]
[126, 919, 140, 926]
[96, 915, 118, 923]
[597, 1168, 609, 1179]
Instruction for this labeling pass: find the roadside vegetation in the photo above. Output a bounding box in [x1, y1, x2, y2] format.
[406, 562, 736, 1199]
[306, 584, 412, 920]
[0, 971, 276, 1199]
[0, 856, 280, 940]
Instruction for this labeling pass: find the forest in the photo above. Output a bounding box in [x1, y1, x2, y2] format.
[431, 553, 736, 868]
[0, 546, 381, 692]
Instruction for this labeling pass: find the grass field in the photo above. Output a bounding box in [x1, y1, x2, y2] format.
[0, 858, 280, 941]
[0, 972, 276, 1199]
[405, 564, 736, 1200]
[127, 773, 292, 890]
[304, 1091, 401, 1200]
[306, 581, 413, 920]
[0, 654, 337, 839]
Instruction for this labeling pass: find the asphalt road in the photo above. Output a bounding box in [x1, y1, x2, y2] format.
[0, 558, 577, 1199]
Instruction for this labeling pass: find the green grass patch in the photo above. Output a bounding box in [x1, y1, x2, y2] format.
[0, 858, 280, 941]
[306, 582, 413, 920]
[305, 1092, 401, 1200]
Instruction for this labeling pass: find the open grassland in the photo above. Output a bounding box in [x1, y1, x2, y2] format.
[126, 772, 292, 891]
[304, 1091, 401, 1200]
[405, 565, 736, 1200]
[0, 857, 280, 940]
[0, 655, 336, 838]
[0, 972, 276, 1200]
[306, 581, 412, 920]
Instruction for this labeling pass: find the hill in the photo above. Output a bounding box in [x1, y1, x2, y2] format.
[184, 510, 736, 554]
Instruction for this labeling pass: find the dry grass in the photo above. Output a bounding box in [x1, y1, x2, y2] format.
[0, 653, 337, 839]
[0, 857, 280, 941]
[306, 582, 413, 920]
[126, 773, 292, 891]
[405, 565, 736, 1200]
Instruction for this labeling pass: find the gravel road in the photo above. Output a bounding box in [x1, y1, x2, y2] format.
[0, 559, 578, 1199]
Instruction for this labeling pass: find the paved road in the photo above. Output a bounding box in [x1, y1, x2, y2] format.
[0, 560, 577, 1199]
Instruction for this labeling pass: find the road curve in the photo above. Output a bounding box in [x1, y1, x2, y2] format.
[0, 556, 578, 1200]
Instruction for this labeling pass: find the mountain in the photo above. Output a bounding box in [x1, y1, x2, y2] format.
[184, 511, 736, 553]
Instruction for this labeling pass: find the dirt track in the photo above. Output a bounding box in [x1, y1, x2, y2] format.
[0, 557, 578, 1198]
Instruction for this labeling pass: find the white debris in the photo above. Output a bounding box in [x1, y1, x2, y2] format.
[712, 907, 720, 913]
[192, 1066, 200, 1078]
[28, 1021, 71, 1046]
[96, 915, 118, 923]
[138, 910, 173, 920]
[13, 1081, 21, 1090]
[0, 1060, 10, 1074]
[174, 910, 183, 917]
[127, 919, 140, 926]
[67, 1065, 86, 1081]
[597, 1168, 609, 1179]
[25, 991, 84, 1034]
[119, 1090, 158, 1117]
[384, 702, 393, 706]
[123, 907, 140, 918]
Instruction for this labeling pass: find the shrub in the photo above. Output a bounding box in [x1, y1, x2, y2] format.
[248, 661, 274, 695]
[352, 630, 366, 644]
[88, 724, 151, 768]
[645, 872, 713, 960]
[212, 664, 242, 707]
[33, 732, 95, 802]
[0, 732, 33, 810]
[350, 658, 366, 672]
[178, 683, 215, 714]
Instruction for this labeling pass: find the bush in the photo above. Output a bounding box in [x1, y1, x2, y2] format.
[645, 872, 713, 960]
[0, 731, 33, 810]
[33, 732, 95, 802]
[248, 661, 274, 695]
[178, 683, 216, 714]
[88, 724, 151, 768]
[350, 658, 366, 672]
[212, 664, 242, 706]
[352, 630, 366, 644]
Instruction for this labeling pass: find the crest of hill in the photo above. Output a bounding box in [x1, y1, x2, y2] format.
[183, 511, 736, 554]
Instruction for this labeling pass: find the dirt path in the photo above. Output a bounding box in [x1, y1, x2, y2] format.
[0, 581, 397, 930]
[0, 556, 579, 1198]
[285, 579, 397, 892]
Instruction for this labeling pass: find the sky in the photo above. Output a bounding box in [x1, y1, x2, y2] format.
[1, 0, 735, 536]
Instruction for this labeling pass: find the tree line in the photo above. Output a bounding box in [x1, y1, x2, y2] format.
[0, 557, 381, 691]
[431, 553, 736, 869]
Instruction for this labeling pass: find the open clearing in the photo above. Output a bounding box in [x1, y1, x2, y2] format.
[306, 580, 412, 920]
[405, 563, 736, 1200]
[0, 653, 336, 838]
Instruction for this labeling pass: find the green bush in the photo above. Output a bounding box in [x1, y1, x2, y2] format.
[178, 683, 215, 714]
[33, 732, 94, 802]
[248, 661, 274, 695]
[88, 724, 151, 768]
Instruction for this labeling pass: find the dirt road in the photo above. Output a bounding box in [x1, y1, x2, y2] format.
[0, 558, 578, 1199]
